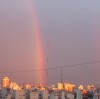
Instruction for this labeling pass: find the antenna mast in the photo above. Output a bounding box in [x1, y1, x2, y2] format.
[46, 34, 49, 86]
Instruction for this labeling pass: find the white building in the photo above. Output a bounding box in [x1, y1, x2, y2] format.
[66, 92, 74, 99]
[6, 94, 12, 99]
[61, 91, 65, 99]
[50, 93, 58, 99]
[74, 89, 82, 99]
[40, 90, 49, 99]
[49, 90, 59, 99]
[30, 91, 39, 99]
[14, 90, 26, 99]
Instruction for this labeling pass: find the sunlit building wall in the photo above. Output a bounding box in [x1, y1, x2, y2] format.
[57, 83, 63, 90]
[86, 85, 91, 91]
[64, 83, 75, 92]
[10, 82, 21, 90]
[2, 77, 10, 88]
[78, 85, 84, 90]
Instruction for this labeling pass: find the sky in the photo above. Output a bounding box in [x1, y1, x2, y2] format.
[0, 0, 100, 85]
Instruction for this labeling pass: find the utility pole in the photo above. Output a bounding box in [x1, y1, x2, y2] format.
[46, 54, 49, 86]
[46, 36, 49, 86]
[60, 70, 63, 83]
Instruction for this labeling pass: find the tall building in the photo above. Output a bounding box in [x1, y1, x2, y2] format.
[2, 77, 10, 88]
[57, 83, 63, 90]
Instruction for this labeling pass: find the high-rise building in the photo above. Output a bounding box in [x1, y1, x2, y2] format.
[57, 83, 63, 90]
[2, 77, 10, 88]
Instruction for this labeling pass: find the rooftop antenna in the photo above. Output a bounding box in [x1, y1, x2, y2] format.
[46, 34, 49, 86]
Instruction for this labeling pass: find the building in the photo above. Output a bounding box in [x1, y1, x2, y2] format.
[14, 90, 26, 99]
[2, 77, 10, 88]
[40, 90, 49, 99]
[57, 83, 63, 90]
[30, 92, 39, 99]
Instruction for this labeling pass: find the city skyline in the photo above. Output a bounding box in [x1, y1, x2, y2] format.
[0, 0, 100, 85]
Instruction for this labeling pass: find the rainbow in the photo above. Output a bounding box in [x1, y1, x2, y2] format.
[28, 0, 45, 84]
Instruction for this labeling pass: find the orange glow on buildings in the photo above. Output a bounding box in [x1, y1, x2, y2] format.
[78, 85, 84, 90]
[64, 83, 75, 92]
[10, 82, 21, 90]
[57, 83, 63, 90]
[87, 85, 91, 91]
[24, 84, 31, 90]
[82, 89, 87, 95]
[2, 77, 10, 88]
